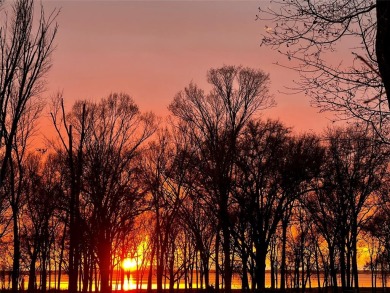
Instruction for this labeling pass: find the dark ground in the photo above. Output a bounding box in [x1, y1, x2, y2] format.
[1, 288, 389, 293]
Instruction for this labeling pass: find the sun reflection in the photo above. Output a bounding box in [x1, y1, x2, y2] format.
[123, 275, 137, 290]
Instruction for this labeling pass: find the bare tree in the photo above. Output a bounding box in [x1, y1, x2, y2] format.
[0, 1, 57, 276]
[20, 153, 62, 293]
[139, 128, 193, 293]
[0, 0, 58, 187]
[4, 98, 42, 293]
[258, 0, 390, 142]
[50, 96, 88, 293]
[179, 187, 216, 290]
[169, 65, 274, 293]
[80, 93, 156, 293]
[304, 125, 389, 292]
[234, 119, 323, 290]
[304, 183, 344, 292]
[362, 177, 390, 291]
[325, 126, 388, 291]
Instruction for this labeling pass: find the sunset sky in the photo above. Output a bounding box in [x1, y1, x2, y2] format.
[42, 0, 335, 134]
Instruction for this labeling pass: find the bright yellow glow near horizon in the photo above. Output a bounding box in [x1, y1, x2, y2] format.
[123, 275, 137, 290]
[122, 258, 137, 271]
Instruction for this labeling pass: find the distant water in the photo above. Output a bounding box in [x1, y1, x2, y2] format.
[1, 271, 388, 290]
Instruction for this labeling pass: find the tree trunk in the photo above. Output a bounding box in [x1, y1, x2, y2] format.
[300, 232, 305, 293]
[270, 243, 275, 290]
[82, 250, 90, 293]
[351, 225, 359, 292]
[169, 241, 175, 293]
[200, 250, 210, 289]
[57, 222, 67, 290]
[42, 250, 47, 293]
[156, 235, 165, 293]
[255, 245, 267, 291]
[281, 219, 288, 291]
[215, 230, 220, 292]
[329, 247, 338, 293]
[301, 251, 305, 293]
[222, 224, 232, 293]
[376, 0, 390, 107]
[240, 246, 249, 292]
[220, 195, 232, 293]
[314, 243, 321, 292]
[12, 206, 20, 293]
[68, 125, 79, 293]
[347, 244, 351, 288]
[147, 241, 156, 293]
[98, 240, 112, 293]
[339, 239, 347, 290]
[28, 248, 39, 293]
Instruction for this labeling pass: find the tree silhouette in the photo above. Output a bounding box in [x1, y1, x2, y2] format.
[304, 125, 389, 292]
[51, 97, 88, 293]
[0, 0, 58, 187]
[139, 128, 193, 293]
[80, 93, 156, 293]
[258, 0, 390, 142]
[234, 119, 323, 290]
[325, 126, 388, 292]
[169, 65, 274, 293]
[20, 153, 62, 293]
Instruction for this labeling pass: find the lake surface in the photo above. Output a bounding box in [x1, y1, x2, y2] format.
[2, 271, 388, 290]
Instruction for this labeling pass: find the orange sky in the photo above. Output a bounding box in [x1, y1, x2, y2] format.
[42, 0, 335, 134]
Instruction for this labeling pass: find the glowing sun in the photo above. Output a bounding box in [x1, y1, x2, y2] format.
[122, 258, 137, 271]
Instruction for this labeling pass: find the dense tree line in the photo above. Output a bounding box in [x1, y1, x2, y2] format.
[1, 1, 390, 293]
[0, 64, 389, 293]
